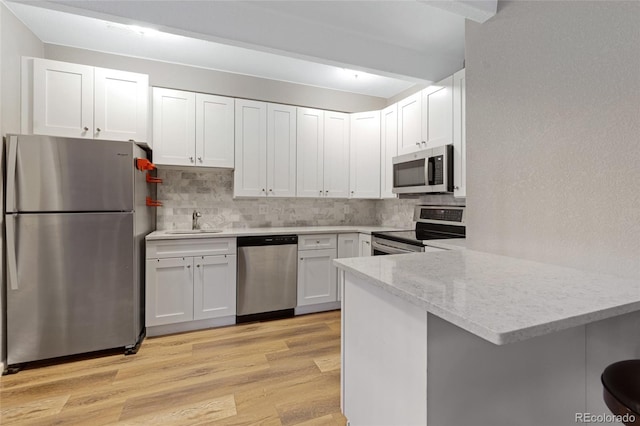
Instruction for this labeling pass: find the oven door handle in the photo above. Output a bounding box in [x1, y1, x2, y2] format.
[372, 241, 415, 255]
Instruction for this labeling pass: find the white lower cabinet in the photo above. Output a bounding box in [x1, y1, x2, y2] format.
[336, 233, 360, 302]
[146, 238, 236, 336]
[193, 255, 237, 320]
[296, 234, 339, 314]
[146, 257, 194, 326]
[297, 249, 338, 306]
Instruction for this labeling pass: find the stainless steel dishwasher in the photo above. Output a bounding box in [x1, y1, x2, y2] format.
[236, 235, 298, 322]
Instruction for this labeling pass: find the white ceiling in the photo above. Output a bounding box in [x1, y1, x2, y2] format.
[5, 0, 488, 99]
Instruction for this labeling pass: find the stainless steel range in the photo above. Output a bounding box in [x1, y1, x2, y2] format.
[372, 206, 465, 255]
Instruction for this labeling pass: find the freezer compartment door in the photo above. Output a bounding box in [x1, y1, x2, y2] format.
[6, 212, 136, 365]
[6, 134, 136, 213]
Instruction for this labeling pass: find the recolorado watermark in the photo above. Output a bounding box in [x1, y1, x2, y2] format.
[575, 412, 636, 423]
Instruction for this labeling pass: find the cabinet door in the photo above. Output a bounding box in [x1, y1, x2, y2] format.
[337, 233, 360, 259]
[146, 257, 194, 327]
[267, 103, 297, 197]
[358, 234, 372, 257]
[453, 69, 466, 198]
[297, 249, 338, 307]
[380, 104, 398, 199]
[193, 254, 237, 320]
[350, 111, 381, 199]
[397, 91, 422, 155]
[32, 59, 94, 138]
[296, 108, 324, 198]
[196, 94, 234, 168]
[323, 111, 350, 198]
[422, 75, 454, 148]
[234, 99, 268, 197]
[94, 68, 148, 142]
[152, 88, 196, 166]
[337, 233, 360, 303]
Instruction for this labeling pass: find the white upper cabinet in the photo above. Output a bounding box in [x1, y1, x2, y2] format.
[234, 99, 268, 197]
[297, 108, 325, 198]
[323, 111, 350, 198]
[32, 59, 94, 139]
[94, 68, 148, 142]
[196, 93, 235, 168]
[153, 88, 234, 168]
[350, 110, 381, 199]
[380, 104, 398, 199]
[234, 101, 296, 197]
[453, 69, 466, 198]
[152, 88, 196, 167]
[267, 103, 297, 197]
[422, 75, 454, 148]
[28, 58, 148, 142]
[397, 91, 423, 155]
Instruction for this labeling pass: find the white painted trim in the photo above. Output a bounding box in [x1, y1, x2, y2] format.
[146, 315, 235, 337]
[295, 301, 340, 315]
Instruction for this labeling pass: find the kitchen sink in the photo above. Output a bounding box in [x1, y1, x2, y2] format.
[165, 229, 223, 234]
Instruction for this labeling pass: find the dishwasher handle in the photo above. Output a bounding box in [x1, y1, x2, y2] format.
[237, 235, 298, 247]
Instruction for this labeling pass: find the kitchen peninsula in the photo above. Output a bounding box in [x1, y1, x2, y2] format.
[334, 250, 640, 426]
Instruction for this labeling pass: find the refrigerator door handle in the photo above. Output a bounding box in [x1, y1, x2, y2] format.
[6, 215, 19, 290]
[6, 135, 18, 213]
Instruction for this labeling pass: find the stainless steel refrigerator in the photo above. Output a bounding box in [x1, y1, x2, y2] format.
[4, 134, 154, 368]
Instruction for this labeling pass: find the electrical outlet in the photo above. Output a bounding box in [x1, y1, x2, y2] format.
[259, 204, 268, 214]
[344, 204, 350, 214]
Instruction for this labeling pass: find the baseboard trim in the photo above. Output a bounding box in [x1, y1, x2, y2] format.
[295, 301, 341, 315]
[146, 316, 236, 337]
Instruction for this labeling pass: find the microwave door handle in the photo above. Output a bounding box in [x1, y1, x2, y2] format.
[427, 158, 434, 185]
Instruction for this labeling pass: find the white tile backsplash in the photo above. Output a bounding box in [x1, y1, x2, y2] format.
[155, 168, 464, 230]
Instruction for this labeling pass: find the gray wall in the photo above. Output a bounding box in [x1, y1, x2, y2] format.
[465, 1, 640, 278]
[44, 45, 386, 113]
[0, 1, 45, 367]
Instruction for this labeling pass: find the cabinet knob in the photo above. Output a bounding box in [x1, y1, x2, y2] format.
[325, 190, 328, 194]
[187, 264, 191, 269]
[198, 157, 202, 163]
[319, 190, 323, 195]
[96, 128, 101, 132]
[269, 189, 273, 192]
[415, 142, 420, 146]
[262, 188, 266, 192]
[189, 157, 194, 163]
[454, 186, 460, 190]
[83, 127, 89, 132]
[196, 264, 200, 268]
[351, 191, 354, 194]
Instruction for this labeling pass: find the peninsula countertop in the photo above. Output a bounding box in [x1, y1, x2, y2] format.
[333, 249, 640, 345]
[147, 225, 400, 241]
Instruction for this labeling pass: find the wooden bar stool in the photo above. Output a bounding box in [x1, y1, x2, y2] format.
[601, 360, 640, 426]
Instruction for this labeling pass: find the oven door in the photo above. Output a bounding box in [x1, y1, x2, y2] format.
[372, 238, 424, 255]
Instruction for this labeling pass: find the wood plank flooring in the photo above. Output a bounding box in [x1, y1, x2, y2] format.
[0, 311, 346, 426]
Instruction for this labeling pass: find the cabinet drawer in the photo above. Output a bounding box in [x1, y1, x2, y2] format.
[298, 234, 337, 251]
[147, 238, 236, 259]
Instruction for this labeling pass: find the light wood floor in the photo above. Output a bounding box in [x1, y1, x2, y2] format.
[0, 311, 346, 425]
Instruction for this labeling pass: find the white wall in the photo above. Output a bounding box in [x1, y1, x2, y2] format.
[0, 1, 45, 366]
[465, 1, 640, 278]
[44, 45, 386, 113]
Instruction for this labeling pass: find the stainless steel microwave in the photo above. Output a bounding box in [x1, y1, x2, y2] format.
[392, 145, 454, 194]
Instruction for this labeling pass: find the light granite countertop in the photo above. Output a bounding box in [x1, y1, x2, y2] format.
[333, 250, 640, 345]
[147, 225, 400, 241]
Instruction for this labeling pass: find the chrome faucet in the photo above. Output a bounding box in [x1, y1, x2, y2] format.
[192, 210, 202, 230]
